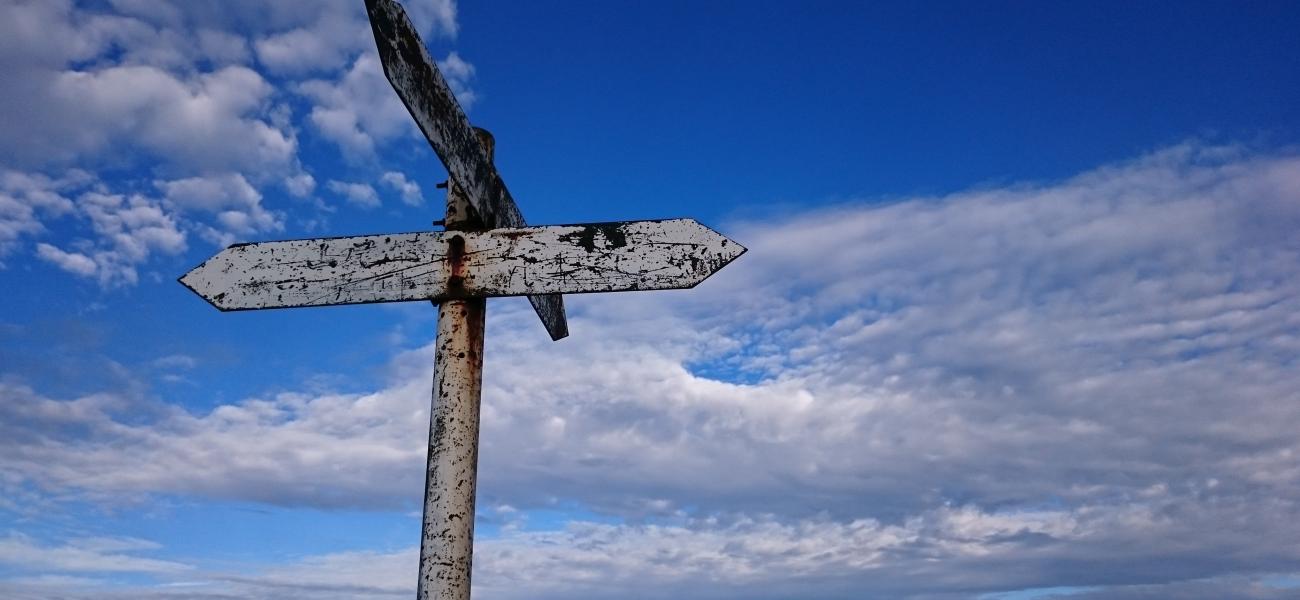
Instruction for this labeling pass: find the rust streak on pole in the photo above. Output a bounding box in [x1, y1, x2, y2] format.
[418, 129, 494, 600]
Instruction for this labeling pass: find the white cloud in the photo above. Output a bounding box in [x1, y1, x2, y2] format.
[5, 169, 201, 284]
[152, 354, 197, 370]
[297, 50, 477, 159]
[10, 169, 287, 284]
[0, 1, 320, 281]
[253, 10, 369, 75]
[416, 0, 459, 40]
[3, 503, 1297, 599]
[5, 144, 1300, 596]
[234, 547, 415, 597]
[297, 53, 417, 158]
[284, 173, 317, 198]
[155, 173, 283, 245]
[0, 0, 466, 272]
[252, 0, 458, 75]
[0, 378, 427, 508]
[63, 66, 294, 172]
[195, 28, 252, 66]
[2, 61, 296, 176]
[35, 243, 97, 276]
[157, 174, 260, 213]
[0, 0, 463, 172]
[0, 170, 82, 264]
[0, 533, 192, 574]
[36, 190, 189, 286]
[380, 171, 423, 206]
[437, 51, 477, 110]
[327, 180, 381, 208]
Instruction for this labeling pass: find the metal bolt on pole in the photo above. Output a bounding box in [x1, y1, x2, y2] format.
[418, 129, 495, 600]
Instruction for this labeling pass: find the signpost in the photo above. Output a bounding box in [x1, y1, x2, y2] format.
[180, 1, 745, 598]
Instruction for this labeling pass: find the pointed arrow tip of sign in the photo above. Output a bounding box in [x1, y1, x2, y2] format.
[690, 218, 748, 261]
[177, 269, 198, 294]
[673, 220, 746, 289]
[178, 264, 233, 312]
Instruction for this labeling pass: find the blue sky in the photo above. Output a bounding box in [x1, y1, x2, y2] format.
[2, 1, 1300, 598]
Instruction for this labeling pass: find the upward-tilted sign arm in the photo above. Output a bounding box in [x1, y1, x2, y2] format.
[363, 0, 568, 340]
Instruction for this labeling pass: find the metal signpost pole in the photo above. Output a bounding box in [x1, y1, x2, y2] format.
[419, 131, 494, 600]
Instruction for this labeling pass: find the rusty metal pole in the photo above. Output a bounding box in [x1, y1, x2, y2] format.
[418, 129, 494, 600]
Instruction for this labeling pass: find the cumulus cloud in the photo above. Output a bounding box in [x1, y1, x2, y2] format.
[49, 65, 294, 174]
[2, 47, 295, 175]
[380, 171, 424, 206]
[297, 53, 418, 158]
[254, 13, 366, 75]
[34, 243, 97, 277]
[284, 172, 317, 198]
[156, 173, 283, 245]
[0, 0, 466, 277]
[0, 0, 463, 172]
[195, 28, 252, 66]
[252, 0, 457, 74]
[0, 170, 81, 264]
[437, 51, 477, 110]
[0, 378, 426, 509]
[12, 169, 287, 284]
[297, 50, 477, 159]
[4, 144, 1299, 596]
[327, 180, 382, 208]
[4, 168, 198, 284]
[34, 190, 188, 286]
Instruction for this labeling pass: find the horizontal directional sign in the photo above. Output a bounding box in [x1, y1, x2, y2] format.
[365, 0, 567, 339]
[179, 219, 745, 311]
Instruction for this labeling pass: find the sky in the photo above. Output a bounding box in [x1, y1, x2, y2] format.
[2, 0, 1300, 598]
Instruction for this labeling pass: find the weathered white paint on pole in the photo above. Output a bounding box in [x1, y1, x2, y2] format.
[178, 219, 745, 310]
[363, 0, 568, 341]
[420, 176, 484, 600]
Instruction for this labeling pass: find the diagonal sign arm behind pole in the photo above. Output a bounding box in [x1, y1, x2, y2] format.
[364, 0, 568, 340]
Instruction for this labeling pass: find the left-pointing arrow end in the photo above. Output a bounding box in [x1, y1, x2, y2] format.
[179, 259, 230, 311]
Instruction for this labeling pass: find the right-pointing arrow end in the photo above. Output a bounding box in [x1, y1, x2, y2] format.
[689, 221, 747, 288]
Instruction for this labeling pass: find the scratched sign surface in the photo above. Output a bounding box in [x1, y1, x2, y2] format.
[179, 219, 745, 311]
